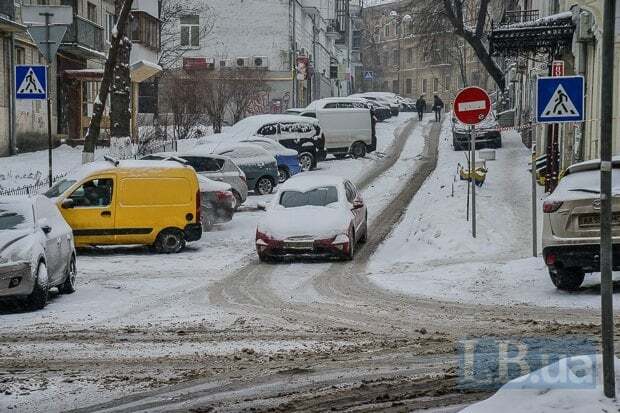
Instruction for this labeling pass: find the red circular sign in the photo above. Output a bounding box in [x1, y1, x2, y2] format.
[453, 87, 491, 125]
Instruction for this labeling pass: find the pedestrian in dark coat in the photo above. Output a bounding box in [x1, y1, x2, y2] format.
[433, 95, 444, 122]
[415, 95, 426, 121]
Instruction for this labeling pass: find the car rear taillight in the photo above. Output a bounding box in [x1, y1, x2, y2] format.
[215, 190, 233, 201]
[545, 252, 557, 266]
[196, 190, 201, 223]
[543, 200, 563, 213]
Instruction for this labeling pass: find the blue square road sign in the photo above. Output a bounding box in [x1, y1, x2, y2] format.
[536, 76, 584, 123]
[15, 65, 47, 100]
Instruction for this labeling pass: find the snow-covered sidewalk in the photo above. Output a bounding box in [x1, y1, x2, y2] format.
[369, 118, 620, 310]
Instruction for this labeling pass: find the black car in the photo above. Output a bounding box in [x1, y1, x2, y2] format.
[452, 112, 502, 151]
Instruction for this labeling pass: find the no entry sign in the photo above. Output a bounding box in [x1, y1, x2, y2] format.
[454, 87, 491, 125]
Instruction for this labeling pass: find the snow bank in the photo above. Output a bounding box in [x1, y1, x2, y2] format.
[462, 355, 620, 413]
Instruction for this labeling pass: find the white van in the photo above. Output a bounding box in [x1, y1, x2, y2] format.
[300, 97, 376, 158]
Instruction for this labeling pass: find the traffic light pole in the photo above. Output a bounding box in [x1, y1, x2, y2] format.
[600, 0, 616, 399]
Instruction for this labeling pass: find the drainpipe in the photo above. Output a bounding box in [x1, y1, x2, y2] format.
[291, 0, 297, 107]
[312, 14, 318, 100]
[9, 33, 17, 155]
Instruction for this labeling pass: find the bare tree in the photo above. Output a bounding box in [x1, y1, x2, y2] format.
[199, 71, 234, 134]
[228, 68, 270, 124]
[160, 72, 207, 141]
[82, 0, 133, 163]
[409, 0, 506, 90]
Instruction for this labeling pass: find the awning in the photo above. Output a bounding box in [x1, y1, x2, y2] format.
[489, 11, 575, 57]
[0, 16, 26, 33]
[130, 60, 162, 82]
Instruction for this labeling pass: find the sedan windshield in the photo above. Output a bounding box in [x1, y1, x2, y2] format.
[0, 204, 33, 230]
[44, 179, 77, 198]
[279, 186, 338, 208]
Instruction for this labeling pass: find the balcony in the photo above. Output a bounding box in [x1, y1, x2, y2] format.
[0, 1, 15, 18]
[61, 15, 105, 60]
[500, 9, 540, 25]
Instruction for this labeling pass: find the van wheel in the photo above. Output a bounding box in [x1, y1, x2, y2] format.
[27, 262, 49, 310]
[549, 267, 584, 291]
[351, 142, 367, 159]
[154, 229, 186, 254]
[255, 177, 274, 195]
[277, 167, 290, 183]
[299, 153, 314, 171]
[231, 190, 242, 211]
[58, 256, 77, 294]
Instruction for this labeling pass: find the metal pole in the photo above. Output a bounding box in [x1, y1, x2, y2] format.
[44, 12, 53, 188]
[471, 124, 476, 238]
[9, 33, 17, 155]
[600, 0, 616, 399]
[532, 142, 537, 257]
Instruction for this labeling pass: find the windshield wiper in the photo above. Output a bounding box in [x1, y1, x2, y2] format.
[568, 188, 600, 194]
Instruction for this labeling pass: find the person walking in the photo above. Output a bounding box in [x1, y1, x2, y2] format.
[433, 95, 444, 122]
[415, 95, 426, 121]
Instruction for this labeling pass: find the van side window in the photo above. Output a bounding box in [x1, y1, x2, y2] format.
[185, 156, 223, 172]
[323, 103, 339, 109]
[70, 179, 113, 207]
[280, 122, 313, 135]
[258, 124, 278, 136]
[338, 102, 354, 109]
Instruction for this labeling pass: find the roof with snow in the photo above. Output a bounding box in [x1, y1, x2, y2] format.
[278, 174, 346, 192]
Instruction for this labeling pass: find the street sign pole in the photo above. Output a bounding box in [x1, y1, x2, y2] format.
[531, 143, 537, 257]
[600, 0, 616, 399]
[471, 124, 476, 238]
[43, 11, 53, 187]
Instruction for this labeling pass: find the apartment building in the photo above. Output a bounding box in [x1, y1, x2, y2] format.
[360, 0, 493, 108]
[175, 0, 360, 112]
[0, 0, 160, 157]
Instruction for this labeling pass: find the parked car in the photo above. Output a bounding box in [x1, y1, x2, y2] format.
[300, 97, 376, 158]
[452, 113, 501, 150]
[349, 94, 392, 121]
[358, 92, 400, 116]
[45, 159, 202, 253]
[285, 108, 305, 115]
[197, 175, 234, 231]
[542, 159, 620, 291]
[210, 143, 279, 195]
[206, 114, 325, 171]
[0, 196, 76, 310]
[142, 152, 248, 210]
[255, 175, 367, 261]
[240, 137, 301, 183]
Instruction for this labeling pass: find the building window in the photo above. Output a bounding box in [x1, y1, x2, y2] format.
[180, 15, 200, 47]
[383, 52, 389, 67]
[392, 79, 398, 94]
[444, 76, 451, 91]
[131, 11, 160, 50]
[382, 80, 389, 90]
[87, 2, 97, 23]
[422, 78, 427, 93]
[15, 47, 25, 64]
[406, 48, 413, 65]
[384, 24, 389, 38]
[392, 49, 399, 66]
[405, 78, 412, 94]
[433, 78, 439, 92]
[104, 13, 114, 44]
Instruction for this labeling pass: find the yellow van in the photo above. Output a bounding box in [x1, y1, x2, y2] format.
[44, 159, 202, 253]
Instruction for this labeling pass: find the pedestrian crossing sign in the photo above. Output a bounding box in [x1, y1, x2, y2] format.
[536, 76, 584, 123]
[15, 65, 47, 100]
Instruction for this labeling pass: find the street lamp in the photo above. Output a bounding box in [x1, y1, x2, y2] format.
[389, 10, 411, 95]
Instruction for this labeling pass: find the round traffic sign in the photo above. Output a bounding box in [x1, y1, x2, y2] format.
[453, 86, 491, 125]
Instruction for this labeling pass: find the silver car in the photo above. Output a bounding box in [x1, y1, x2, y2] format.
[542, 159, 620, 290]
[142, 152, 249, 210]
[0, 196, 76, 310]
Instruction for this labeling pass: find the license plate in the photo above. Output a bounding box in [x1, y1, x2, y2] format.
[284, 241, 314, 250]
[579, 214, 620, 227]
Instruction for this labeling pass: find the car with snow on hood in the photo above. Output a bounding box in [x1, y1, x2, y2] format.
[452, 112, 501, 150]
[542, 158, 620, 291]
[197, 175, 235, 231]
[255, 175, 368, 261]
[0, 196, 76, 310]
[239, 137, 301, 183]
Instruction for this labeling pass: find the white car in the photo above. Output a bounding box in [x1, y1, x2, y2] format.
[0, 196, 76, 310]
[301, 97, 376, 158]
[255, 175, 368, 261]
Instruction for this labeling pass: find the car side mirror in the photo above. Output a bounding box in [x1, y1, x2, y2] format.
[38, 219, 52, 234]
[257, 202, 267, 211]
[352, 200, 364, 210]
[61, 198, 75, 209]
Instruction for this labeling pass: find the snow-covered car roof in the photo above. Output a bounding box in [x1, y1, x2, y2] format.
[305, 97, 368, 111]
[197, 175, 231, 192]
[547, 168, 620, 201]
[564, 156, 620, 176]
[452, 112, 498, 131]
[278, 175, 345, 193]
[64, 160, 188, 182]
[212, 115, 318, 141]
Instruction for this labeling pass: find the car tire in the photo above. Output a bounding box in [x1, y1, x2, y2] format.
[344, 228, 355, 261]
[258, 252, 272, 263]
[549, 267, 585, 291]
[154, 228, 186, 254]
[203, 213, 214, 232]
[351, 142, 367, 159]
[231, 190, 243, 211]
[27, 262, 49, 310]
[299, 152, 314, 171]
[277, 167, 290, 184]
[58, 255, 77, 294]
[255, 177, 274, 195]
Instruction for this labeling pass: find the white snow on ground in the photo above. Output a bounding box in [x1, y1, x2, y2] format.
[462, 355, 620, 413]
[368, 118, 620, 310]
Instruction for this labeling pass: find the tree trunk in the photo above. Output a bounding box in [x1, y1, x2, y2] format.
[462, 31, 506, 91]
[109, 0, 133, 159]
[82, 0, 134, 163]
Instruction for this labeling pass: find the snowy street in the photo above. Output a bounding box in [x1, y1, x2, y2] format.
[0, 113, 612, 412]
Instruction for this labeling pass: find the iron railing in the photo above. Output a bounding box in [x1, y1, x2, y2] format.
[62, 15, 104, 54]
[501, 10, 540, 25]
[0, 173, 68, 197]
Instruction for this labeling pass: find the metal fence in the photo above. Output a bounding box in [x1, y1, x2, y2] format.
[0, 173, 68, 197]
